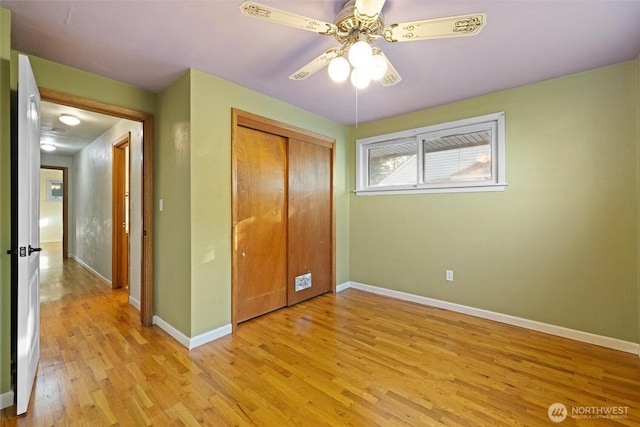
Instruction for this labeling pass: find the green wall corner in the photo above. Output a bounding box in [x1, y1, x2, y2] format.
[155, 71, 192, 335]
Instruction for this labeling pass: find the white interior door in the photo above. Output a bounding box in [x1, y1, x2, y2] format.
[16, 54, 41, 415]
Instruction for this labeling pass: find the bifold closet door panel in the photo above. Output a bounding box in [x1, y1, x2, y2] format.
[234, 126, 288, 322]
[287, 138, 332, 306]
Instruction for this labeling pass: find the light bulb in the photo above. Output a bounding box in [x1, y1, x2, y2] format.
[351, 67, 371, 89]
[40, 143, 56, 152]
[368, 54, 388, 80]
[328, 57, 350, 83]
[348, 41, 372, 69]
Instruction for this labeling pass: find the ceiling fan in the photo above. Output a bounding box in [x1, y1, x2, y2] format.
[239, 0, 486, 89]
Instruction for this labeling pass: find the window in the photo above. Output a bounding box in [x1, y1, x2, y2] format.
[356, 112, 506, 195]
[46, 179, 63, 201]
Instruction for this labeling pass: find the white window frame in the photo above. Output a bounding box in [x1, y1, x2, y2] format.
[356, 112, 506, 195]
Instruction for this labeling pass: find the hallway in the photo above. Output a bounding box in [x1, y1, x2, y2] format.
[39, 243, 120, 303]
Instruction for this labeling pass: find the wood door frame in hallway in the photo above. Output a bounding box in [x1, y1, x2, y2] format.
[40, 166, 68, 259]
[39, 88, 155, 326]
[112, 133, 130, 290]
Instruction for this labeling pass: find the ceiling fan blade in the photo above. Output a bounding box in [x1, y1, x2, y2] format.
[240, 1, 337, 35]
[354, 0, 386, 22]
[383, 13, 486, 42]
[374, 50, 402, 87]
[289, 48, 341, 81]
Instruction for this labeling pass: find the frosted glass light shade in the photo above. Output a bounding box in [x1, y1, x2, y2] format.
[351, 67, 371, 89]
[328, 57, 350, 82]
[355, 0, 385, 19]
[40, 144, 56, 152]
[348, 41, 372, 68]
[59, 114, 80, 126]
[368, 54, 388, 80]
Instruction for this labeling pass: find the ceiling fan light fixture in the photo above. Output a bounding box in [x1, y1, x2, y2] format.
[348, 40, 372, 68]
[40, 143, 56, 152]
[240, 1, 488, 92]
[59, 114, 80, 126]
[328, 56, 350, 82]
[351, 67, 371, 89]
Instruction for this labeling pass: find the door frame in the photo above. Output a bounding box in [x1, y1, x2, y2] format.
[39, 88, 155, 326]
[39, 166, 68, 259]
[231, 109, 336, 330]
[111, 133, 130, 290]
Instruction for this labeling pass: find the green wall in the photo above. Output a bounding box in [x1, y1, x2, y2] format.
[350, 61, 639, 343]
[155, 71, 192, 334]
[156, 69, 350, 337]
[9, 54, 156, 115]
[0, 7, 12, 399]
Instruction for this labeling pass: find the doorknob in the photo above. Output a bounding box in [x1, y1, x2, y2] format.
[28, 245, 42, 256]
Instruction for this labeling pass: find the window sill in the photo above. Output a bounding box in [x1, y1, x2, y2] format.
[355, 183, 507, 196]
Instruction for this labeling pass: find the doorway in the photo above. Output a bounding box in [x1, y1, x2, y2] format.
[39, 88, 155, 326]
[112, 133, 130, 290]
[39, 166, 68, 259]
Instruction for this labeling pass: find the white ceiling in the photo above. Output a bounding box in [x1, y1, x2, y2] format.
[40, 101, 121, 156]
[3, 0, 640, 127]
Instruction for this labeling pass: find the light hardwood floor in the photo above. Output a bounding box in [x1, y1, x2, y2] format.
[2, 243, 639, 426]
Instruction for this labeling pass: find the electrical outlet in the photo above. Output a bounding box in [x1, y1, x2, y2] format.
[446, 270, 454, 282]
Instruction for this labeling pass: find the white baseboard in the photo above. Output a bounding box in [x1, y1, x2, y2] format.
[0, 389, 14, 410]
[336, 282, 351, 292]
[70, 255, 111, 286]
[152, 316, 190, 348]
[189, 324, 233, 349]
[152, 315, 232, 350]
[338, 281, 640, 356]
[129, 295, 141, 311]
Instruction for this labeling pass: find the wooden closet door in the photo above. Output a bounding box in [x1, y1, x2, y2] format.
[287, 138, 332, 305]
[234, 126, 288, 322]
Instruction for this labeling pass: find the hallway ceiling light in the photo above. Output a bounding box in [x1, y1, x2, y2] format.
[59, 114, 80, 126]
[40, 143, 56, 152]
